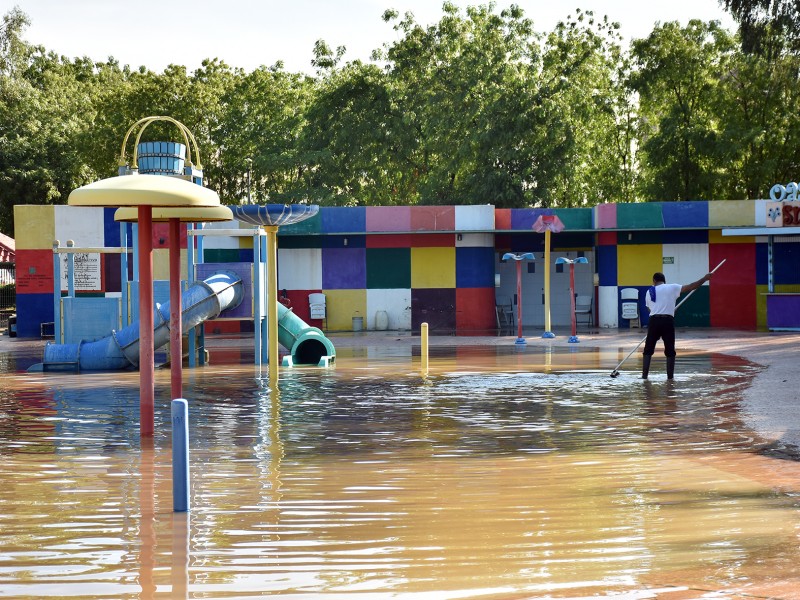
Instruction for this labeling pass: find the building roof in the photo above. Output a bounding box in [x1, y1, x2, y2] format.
[0, 232, 14, 263]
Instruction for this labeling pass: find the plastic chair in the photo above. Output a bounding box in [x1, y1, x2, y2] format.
[308, 293, 326, 320]
[495, 297, 514, 330]
[574, 295, 593, 327]
[620, 288, 640, 326]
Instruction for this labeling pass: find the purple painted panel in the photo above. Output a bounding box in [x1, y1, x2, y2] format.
[322, 248, 366, 289]
[595, 203, 617, 229]
[766, 294, 800, 330]
[366, 206, 411, 232]
[510, 208, 552, 231]
[412, 288, 456, 332]
[195, 262, 252, 319]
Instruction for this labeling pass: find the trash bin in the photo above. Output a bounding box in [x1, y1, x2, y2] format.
[8, 314, 17, 337]
[352, 314, 363, 332]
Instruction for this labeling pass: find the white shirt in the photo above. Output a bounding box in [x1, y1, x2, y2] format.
[645, 283, 682, 316]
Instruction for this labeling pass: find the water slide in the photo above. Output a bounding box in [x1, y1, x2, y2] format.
[31, 271, 335, 372]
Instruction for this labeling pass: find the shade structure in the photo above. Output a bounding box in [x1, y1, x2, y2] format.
[231, 204, 319, 384]
[232, 204, 319, 227]
[114, 206, 233, 223]
[68, 173, 221, 208]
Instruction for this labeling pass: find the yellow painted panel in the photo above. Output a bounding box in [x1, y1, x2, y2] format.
[153, 249, 188, 280]
[239, 235, 254, 249]
[14, 205, 55, 249]
[708, 229, 754, 244]
[708, 200, 756, 227]
[411, 247, 456, 289]
[323, 289, 367, 331]
[617, 244, 662, 286]
[756, 284, 769, 329]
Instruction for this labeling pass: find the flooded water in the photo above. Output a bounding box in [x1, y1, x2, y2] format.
[2, 340, 800, 599]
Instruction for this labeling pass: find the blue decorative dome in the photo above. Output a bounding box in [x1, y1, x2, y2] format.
[232, 204, 319, 227]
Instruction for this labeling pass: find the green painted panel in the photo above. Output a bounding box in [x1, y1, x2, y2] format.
[280, 212, 322, 234]
[674, 287, 710, 327]
[203, 248, 242, 263]
[277, 235, 323, 249]
[553, 208, 592, 230]
[366, 248, 411, 289]
[617, 202, 664, 229]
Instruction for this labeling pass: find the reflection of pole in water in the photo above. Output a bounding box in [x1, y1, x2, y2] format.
[170, 512, 189, 599]
[255, 380, 283, 507]
[138, 437, 156, 598]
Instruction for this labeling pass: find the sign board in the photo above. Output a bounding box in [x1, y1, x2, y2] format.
[60, 253, 102, 291]
[662, 257, 674, 264]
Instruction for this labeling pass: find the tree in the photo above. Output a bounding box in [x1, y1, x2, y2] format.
[720, 0, 800, 57]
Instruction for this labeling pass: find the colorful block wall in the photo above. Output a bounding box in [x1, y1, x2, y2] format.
[12, 200, 800, 337]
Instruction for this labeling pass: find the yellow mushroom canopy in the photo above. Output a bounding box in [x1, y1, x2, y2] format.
[114, 205, 233, 223]
[69, 174, 221, 208]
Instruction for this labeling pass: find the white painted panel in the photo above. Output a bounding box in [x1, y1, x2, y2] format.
[598, 285, 618, 328]
[455, 205, 494, 231]
[366, 289, 412, 330]
[202, 220, 242, 249]
[455, 232, 494, 247]
[661, 243, 709, 286]
[278, 248, 322, 289]
[754, 199, 769, 227]
[55, 206, 104, 246]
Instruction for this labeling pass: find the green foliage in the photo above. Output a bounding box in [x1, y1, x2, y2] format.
[4, 3, 800, 236]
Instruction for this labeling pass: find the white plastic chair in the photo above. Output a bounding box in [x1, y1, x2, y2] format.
[308, 293, 326, 320]
[575, 295, 593, 327]
[620, 288, 640, 325]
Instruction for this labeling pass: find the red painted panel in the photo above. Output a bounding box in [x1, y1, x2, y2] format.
[411, 233, 456, 247]
[410, 206, 455, 231]
[456, 287, 496, 331]
[153, 222, 188, 249]
[710, 283, 756, 328]
[710, 243, 756, 285]
[366, 234, 413, 248]
[280, 289, 320, 324]
[495, 209, 512, 230]
[16, 249, 54, 294]
[598, 231, 616, 246]
[204, 320, 241, 334]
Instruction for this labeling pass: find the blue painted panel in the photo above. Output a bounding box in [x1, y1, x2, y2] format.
[662, 201, 708, 228]
[63, 297, 120, 344]
[756, 242, 769, 286]
[321, 207, 366, 233]
[510, 208, 552, 231]
[774, 242, 800, 285]
[321, 235, 366, 248]
[104, 208, 122, 247]
[456, 247, 495, 288]
[663, 229, 709, 244]
[510, 234, 543, 253]
[16, 292, 53, 338]
[322, 248, 366, 289]
[598, 245, 618, 286]
[239, 249, 254, 263]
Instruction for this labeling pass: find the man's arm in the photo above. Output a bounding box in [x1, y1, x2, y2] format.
[680, 272, 712, 294]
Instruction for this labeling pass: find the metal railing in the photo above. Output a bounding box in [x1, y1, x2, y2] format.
[0, 262, 16, 332]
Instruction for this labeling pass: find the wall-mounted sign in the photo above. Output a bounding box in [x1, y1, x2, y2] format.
[60, 253, 102, 291]
[662, 257, 674, 264]
[767, 182, 800, 227]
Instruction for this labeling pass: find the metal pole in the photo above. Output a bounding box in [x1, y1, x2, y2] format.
[568, 263, 578, 342]
[421, 322, 429, 376]
[169, 218, 182, 399]
[138, 205, 155, 437]
[52, 241, 61, 343]
[171, 399, 190, 512]
[266, 226, 279, 383]
[542, 230, 554, 338]
[516, 260, 523, 341]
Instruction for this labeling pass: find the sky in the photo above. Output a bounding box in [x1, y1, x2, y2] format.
[9, 0, 738, 74]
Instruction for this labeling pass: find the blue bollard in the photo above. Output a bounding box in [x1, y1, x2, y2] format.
[171, 399, 190, 512]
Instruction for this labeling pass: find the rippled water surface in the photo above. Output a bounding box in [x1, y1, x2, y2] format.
[2, 340, 800, 599]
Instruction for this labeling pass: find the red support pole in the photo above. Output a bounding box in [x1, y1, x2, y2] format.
[138, 206, 155, 437]
[569, 263, 577, 338]
[169, 218, 182, 400]
[516, 260, 523, 340]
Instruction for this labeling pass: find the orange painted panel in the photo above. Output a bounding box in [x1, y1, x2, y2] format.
[495, 209, 512, 230]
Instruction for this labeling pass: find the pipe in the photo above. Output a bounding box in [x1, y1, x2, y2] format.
[37, 271, 244, 372]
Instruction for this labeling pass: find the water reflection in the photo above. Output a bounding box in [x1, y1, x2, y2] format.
[0, 345, 799, 598]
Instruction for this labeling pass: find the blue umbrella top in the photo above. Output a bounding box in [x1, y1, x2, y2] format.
[232, 204, 319, 227]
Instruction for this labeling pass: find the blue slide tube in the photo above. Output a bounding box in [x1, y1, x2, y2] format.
[36, 272, 244, 372]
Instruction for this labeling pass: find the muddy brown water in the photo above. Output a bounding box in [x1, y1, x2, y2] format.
[2, 341, 800, 599]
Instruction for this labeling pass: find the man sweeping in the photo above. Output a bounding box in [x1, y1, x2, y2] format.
[642, 270, 714, 379]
